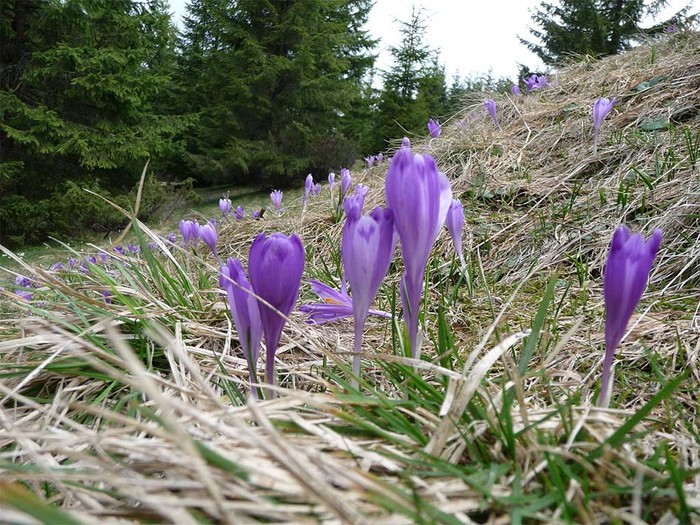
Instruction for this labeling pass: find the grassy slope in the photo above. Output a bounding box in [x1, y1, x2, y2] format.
[1, 32, 699, 524]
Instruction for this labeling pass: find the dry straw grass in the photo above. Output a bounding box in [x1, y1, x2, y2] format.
[1, 31, 700, 523]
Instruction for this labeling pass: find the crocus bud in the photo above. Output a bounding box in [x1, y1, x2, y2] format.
[342, 206, 397, 382]
[340, 168, 352, 198]
[600, 225, 662, 407]
[270, 190, 283, 215]
[248, 233, 305, 390]
[427, 118, 441, 139]
[593, 97, 616, 155]
[446, 199, 465, 268]
[199, 222, 218, 257]
[219, 198, 232, 216]
[328, 172, 335, 192]
[385, 146, 452, 358]
[484, 99, 501, 130]
[235, 205, 244, 221]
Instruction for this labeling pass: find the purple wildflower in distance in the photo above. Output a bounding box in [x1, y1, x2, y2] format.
[102, 290, 112, 305]
[219, 198, 232, 216]
[127, 244, 140, 254]
[364, 155, 375, 168]
[599, 225, 662, 407]
[342, 204, 397, 383]
[270, 190, 284, 216]
[427, 118, 441, 139]
[166, 232, 177, 243]
[220, 257, 264, 395]
[401, 137, 411, 149]
[49, 262, 64, 272]
[376, 152, 384, 164]
[113, 246, 125, 255]
[385, 142, 453, 358]
[313, 182, 321, 196]
[511, 84, 521, 96]
[446, 199, 465, 268]
[340, 169, 352, 199]
[235, 205, 244, 221]
[252, 210, 260, 219]
[328, 172, 336, 192]
[179, 220, 199, 248]
[484, 99, 501, 130]
[303, 173, 313, 206]
[248, 233, 305, 392]
[593, 97, 616, 155]
[199, 222, 218, 258]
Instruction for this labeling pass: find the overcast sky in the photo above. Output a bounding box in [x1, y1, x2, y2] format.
[168, 0, 692, 82]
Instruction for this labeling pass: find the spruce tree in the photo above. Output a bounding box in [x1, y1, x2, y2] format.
[373, 7, 449, 151]
[521, 0, 671, 65]
[0, 0, 190, 244]
[177, 0, 375, 186]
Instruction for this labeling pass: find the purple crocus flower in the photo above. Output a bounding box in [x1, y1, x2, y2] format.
[219, 198, 232, 216]
[248, 233, 305, 391]
[446, 199, 465, 268]
[427, 118, 441, 139]
[401, 137, 411, 149]
[600, 225, 662, 407]
[199, 222, 218, 257]
[376, 153, 383, 164]
[166, 232, 177, 244]
[179, 220, 199, 248]
[343, 204, 397, 383]
[304, 173, 313, 206]
[235, 205, 244, 221]
[102, 290, 112, 304]
[68, 257, 78, 270]
[340, 169, 352, 198]
[484, 99, 501, 130]
[364, 155, 375, 168]
[299, 280, 391, 325]
[511, 84, 521, 96]
[220, 257, 263, 393]
[270, 190, 284, 216]
[328, 172, 336, 192]
[354, 184, 368, 209]
[252, 210, 261, 219]
[49, 262, 64, 272]
[593, 97, 616, 155]
[385, 143, 452, 358]
[127, 244, 140, 254]
[113, 246, 125, 256]
[313, 182, 322, 196]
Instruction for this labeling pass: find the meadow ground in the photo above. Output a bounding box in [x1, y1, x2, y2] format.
[1, 32, 699, 524]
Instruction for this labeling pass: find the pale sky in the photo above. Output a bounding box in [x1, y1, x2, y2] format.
[168, 0, 693, 82]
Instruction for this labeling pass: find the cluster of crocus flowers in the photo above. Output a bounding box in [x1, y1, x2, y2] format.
[484, 99, 501, 130]
[524, 74, 549, 94]
[220, 232, 304, 397]
[385, 140, 452, 358]
[593, 97, 616, 155]
[427, 118, 441, 139]
[600, 225, 662, 407]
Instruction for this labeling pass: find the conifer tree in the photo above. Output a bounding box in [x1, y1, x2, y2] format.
[0, 0, 189, 245]
[177, 0, 375, 186]
[373, 7, 449, 151]
[521, 0, 671, 65]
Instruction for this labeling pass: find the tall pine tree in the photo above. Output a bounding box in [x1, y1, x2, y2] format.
[177, 0, 375, 186]
[0, 0, 190, 244]
[373, 7, 449, 152]
[521, 0, 671, 65]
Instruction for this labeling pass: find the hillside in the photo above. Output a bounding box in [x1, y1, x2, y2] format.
[1, 31, 699, 524]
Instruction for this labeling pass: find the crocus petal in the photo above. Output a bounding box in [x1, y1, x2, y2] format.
[427, 118, 441, 139]
[199, 222, 218, 256]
